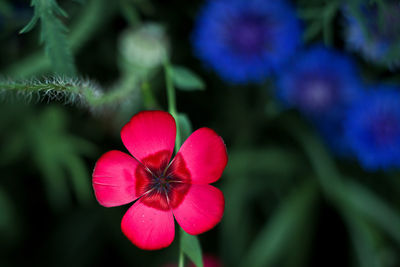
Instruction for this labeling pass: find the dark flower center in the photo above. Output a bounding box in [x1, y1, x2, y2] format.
[295, 73, 339, 113]
[135, 150, 191, 211]
[228, 14, 269, 55]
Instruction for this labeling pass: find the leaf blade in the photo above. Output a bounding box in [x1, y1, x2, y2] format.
[180, 229, 204, 267]
[241, 180, 317, 267]
[172, 66, 205, 91]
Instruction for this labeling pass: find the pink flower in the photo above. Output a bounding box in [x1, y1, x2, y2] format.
[92, 111, 228, 250]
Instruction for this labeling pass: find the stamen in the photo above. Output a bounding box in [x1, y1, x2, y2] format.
[140, 187, 156, 198]
[168, 180, 184, 183]
[163, 187, 170, 206]
[162, 157, 175, 176]
[126, 152, 155, 177]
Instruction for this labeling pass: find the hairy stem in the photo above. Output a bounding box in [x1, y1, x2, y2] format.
[0, 76, 139, 109]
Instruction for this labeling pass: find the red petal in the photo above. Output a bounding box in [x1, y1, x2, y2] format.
[92, 150, 139, 207]
[121, 111, 176, 170]
[173, 184, 224, 235]
[121, 199, 175, 250]
[174, 128, 227, 184]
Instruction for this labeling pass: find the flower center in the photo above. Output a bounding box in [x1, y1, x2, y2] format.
[135, 151, 191, 211]
[151, 174, 173, 192]
[228, 13, 269, 55]
[295, 73, 338, 113]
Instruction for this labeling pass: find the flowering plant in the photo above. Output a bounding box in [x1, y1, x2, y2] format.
[93, 111, 227, 250]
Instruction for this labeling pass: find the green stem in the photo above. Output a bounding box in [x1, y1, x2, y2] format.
[119, 0, 141, 27]
[178, 240, 185, 267]
[0, 76, 139, 108]
[164, 58, 181, 151]
[141, 80, 158, 109]
[164, 57, 186, 266]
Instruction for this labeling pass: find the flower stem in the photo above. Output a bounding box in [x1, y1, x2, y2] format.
[178, 242, 185, 267]
[164, 58, 181, 151]
[164, 57, 186, 267]
[141, 79, 159, 109]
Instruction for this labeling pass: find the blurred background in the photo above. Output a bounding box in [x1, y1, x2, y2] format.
[1, 0, 400, 266]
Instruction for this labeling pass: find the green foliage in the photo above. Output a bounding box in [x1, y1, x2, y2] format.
[298, 0, 341, 45]
[241, 180, 317, 267]
[0, 105, 96, 210]
[21, 0, 77, 76]
[343, 180, 400, 246]
[221, 147, 304, 266]
[29, 107, 96, 208]
[0, 0, 12, 17]
[284, 116, 400, 266]
[227, 148, 304, 176]
[180, 229, 204, 267]
[345, 211, 385, 267]
[119, 0, 141, 27]
[5, 0, 115, 78]
[172, 66, 206, 91]
[0, 188, 17, 239]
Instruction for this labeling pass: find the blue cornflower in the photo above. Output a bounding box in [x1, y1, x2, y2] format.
[345, 87, 400, 170]
[192, 0, 302, 84]
[343, 1, 400, 68]
[276, 46, 363, 155]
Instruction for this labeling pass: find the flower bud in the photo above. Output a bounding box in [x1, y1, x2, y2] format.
[118, 23, 169, 71]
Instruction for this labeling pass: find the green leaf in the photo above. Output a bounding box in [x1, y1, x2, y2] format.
[284, 115, 400, 257]
[227, 148, 304, 176]
[241, 180, 317, 267]
[297, 7, 322, 19]
[344, 211, 384, 267]
[303, 20, 323, 42]
[20, 0, 77, 76]
[180, 229, 203, 267]
[0, 188, 15, 234]
[0, 131, 26, 166]
[221, 173, 252, 266]
[20, 13, 40, 34]
[63, 153, 93, 204]
[6, 0, 115, 78]
[0, 0, 13, 17]
[172, 66, 205, 91]
[322, 1, 339, 46]
[178, 113, 192, 141]
[120, 0, 140, 27]
[343, 180, 400, 246]
[26, 106, 95, 209]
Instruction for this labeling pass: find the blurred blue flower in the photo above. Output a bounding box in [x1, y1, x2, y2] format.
[192, 0, 302, 84]
[343, 1, 400, 68]
[345, 87, 400, 170]
[276, 46, 363, 155]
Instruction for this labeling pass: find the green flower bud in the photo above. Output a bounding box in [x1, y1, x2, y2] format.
[119, 23, 169, 71]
